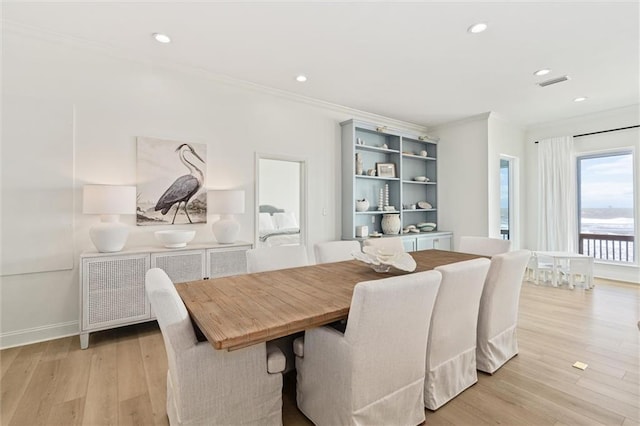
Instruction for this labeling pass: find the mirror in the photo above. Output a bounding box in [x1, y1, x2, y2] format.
[255, 154, 307, 248]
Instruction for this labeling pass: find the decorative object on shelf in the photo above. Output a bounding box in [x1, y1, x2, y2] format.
[381, 213, 401, 235]
[369, 231, 382, 237]
[382, 143, 388, 149]
[376, 126, 388, 133]
[417, 222, 437, 232]
[137, 137, 207, 225]
[355, 152, 364, 176]
[83, 184, 136, 253]
[419, 150, 428, 157]
[154, 230, 196, 248]
[419, 135, 440, 142]
[355, 199, 370, 212]
[376, 162, 396, 178]
[384, 206, 396, 212]
[378, 188, 384, 211]
[413, 176, 428, 182]
[352, 246, 417, 273]
[384, 183, 389, 207]
[417, 201, 433, 209]
[210, 189, 245, 244]
[367, 169, 376, 176]
[356, 137, 365, 145]
[355, 225, 369, 237]
[403, 203, 417, 210]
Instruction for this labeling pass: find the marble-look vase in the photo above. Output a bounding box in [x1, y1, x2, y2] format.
[355, 153, 363, 175]
[381, 213, 401, 235]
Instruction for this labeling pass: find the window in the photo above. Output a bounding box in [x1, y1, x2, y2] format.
[577, 151, 635, 263]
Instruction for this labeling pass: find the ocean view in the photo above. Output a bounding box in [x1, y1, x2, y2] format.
[500, 207, 634, 235]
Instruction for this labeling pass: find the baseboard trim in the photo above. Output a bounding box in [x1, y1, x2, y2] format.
[0, 321, 79, 350]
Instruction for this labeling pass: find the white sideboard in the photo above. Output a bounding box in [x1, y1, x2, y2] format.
[79, 241, 251, 349]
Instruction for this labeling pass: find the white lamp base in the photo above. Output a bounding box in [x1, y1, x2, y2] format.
[89, 216, 129, 252]
[212, 215, 240, 244]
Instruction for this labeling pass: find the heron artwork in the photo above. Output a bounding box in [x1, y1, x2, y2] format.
[155, 143, 205, 224]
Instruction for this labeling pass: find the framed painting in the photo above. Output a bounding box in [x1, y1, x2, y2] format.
[137, 137, 207, 225]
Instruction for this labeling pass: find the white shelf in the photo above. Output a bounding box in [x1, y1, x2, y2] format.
[356, 145, 400, 154]
[402, 153, 437, 161]
[403, 180, 437, 185]
[356, 175, 400, 181]
[402, 208, 437, 213]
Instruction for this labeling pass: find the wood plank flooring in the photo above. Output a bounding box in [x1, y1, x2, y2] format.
[1, 279, 638, 426]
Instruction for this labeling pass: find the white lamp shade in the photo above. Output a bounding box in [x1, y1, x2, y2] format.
[83, 185, 136, 215]
[209, 190, 245, 214]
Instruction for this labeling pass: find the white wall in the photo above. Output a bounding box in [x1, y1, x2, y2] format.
[433, 114, 490, 248]
[0, 28, 427, 348]
[526, 104, 640, 283]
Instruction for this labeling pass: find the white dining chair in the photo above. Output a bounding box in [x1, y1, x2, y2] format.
[294, 270, 442, 425]
[145, 268, 285, 426]
[314, 240, 361, 263]
[246, 245, 309, 273]
[476, 250, 531, 374]
[362, 236, 405, 253]
[246, 245, 310, 373]
[425, 257, 491, 410]
[458, 236, 511, 256]
[565, 257, 594, 289]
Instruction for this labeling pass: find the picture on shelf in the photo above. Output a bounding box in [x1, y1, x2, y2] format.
[376, 162, 396, 178]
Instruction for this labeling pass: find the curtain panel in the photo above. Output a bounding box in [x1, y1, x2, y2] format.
[537, 136, 576, 252]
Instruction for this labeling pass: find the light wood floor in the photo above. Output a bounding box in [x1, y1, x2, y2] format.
[1, 279, 638, 426]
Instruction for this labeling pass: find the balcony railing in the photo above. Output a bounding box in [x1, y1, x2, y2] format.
[579, 233, 635, 263]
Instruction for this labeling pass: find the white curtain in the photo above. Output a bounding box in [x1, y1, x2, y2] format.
[537, 136, 576, 252]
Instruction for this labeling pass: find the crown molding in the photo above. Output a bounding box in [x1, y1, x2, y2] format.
[3, 20, 429, 134]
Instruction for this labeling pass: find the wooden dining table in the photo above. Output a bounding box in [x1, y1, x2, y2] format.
[175, 249, 483, 351]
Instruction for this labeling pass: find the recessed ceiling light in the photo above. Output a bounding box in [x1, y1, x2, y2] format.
[152, 33, 171, 44]
[467, 23, 488, 34]
[574, 97, 588, 102]
[534, 69, 551, 76]
[296, 75, 308, 82]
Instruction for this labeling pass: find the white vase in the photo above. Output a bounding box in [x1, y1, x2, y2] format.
[381, 213, 401, 235]
[355, 153, 363, 175]
[355, 199, 370, 212]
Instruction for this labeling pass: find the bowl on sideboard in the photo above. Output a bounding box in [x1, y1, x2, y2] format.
[154, 230, 196, 248]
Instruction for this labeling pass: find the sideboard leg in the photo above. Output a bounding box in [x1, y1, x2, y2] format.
[80, 332, 89, 349]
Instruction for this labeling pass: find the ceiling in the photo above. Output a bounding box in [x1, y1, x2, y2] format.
[3, 1, 639, 128]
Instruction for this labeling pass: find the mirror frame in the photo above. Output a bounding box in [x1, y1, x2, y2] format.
[254, 152, 308, 248]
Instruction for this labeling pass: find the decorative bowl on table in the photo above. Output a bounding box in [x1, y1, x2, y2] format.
[154, 230, 196, 248]
[351, 246, 417, 273]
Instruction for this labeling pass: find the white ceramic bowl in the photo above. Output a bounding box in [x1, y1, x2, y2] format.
[154, 230, 196, 248]
[413, 176, 427, 182]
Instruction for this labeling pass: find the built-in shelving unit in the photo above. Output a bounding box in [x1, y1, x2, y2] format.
[341, 119, 452, 251]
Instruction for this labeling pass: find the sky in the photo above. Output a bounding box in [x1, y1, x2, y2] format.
[579, 153, 634, 209]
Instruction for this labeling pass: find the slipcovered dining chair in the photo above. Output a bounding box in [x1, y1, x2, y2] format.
[314, 240, 361, 263]
[476, 250, 531, 374]
[425, 258, 491, 410]
[458, 236, 511, 256]
[145, 268, 285, 426]
[294, 270, 442, 425]
[246, 245, 310, 273]
[362, 236, 405, 253]
[246, 245, 310, 373]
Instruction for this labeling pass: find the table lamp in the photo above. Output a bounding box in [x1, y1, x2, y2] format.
[83, 184, 136, 252]
[210, 190, 245, 244]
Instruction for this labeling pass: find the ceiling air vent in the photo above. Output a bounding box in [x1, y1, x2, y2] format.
[538, 75, 570, 87]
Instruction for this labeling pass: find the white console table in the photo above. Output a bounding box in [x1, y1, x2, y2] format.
[79, 241, 252, 349]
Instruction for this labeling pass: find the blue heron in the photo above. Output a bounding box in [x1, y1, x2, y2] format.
[155, 143, 205, 224]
